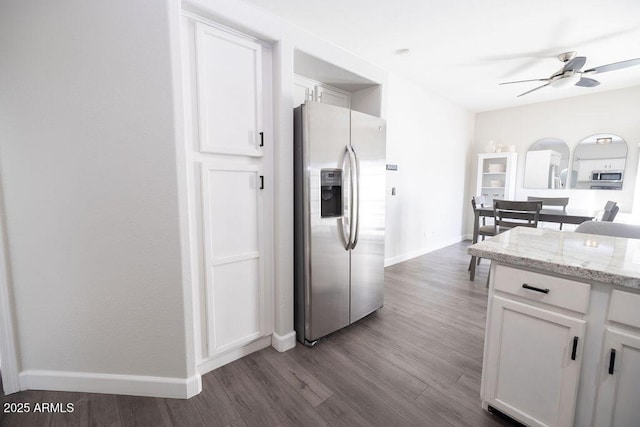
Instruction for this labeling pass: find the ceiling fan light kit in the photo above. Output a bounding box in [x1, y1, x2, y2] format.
[549, 72, 581, 89]
[500, 52, 640, 97]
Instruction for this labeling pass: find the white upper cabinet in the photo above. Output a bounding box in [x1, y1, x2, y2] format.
[316, 85, 351, 108]
[294, 75, 351, 108]
[293, 76, 314, 107]
[195, 23, 263, 157]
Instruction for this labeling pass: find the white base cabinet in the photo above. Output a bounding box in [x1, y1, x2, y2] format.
[482, 263, 640, 427]
[593, 328, 640, 427]
[484, 297, 585, 427]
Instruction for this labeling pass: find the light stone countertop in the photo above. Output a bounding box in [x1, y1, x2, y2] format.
[467, 227, 640, 289]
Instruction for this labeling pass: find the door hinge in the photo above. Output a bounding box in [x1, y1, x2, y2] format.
[259, 132, 264, 147]
[259, 175, 264, 190]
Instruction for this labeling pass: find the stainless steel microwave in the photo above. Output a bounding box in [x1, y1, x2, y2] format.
[592, 170, 623, 182]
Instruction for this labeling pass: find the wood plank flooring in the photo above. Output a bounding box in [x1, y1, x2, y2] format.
[0, 241, 516, 426]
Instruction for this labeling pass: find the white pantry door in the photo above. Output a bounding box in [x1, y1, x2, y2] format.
[182, 13, 273, 364]
[200, 164, 265, 354]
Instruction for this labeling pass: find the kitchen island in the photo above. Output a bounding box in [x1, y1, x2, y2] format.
[469, 227, 640, 427]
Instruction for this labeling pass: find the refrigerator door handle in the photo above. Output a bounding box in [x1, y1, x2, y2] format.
[346, 145, 357, 249]
[339, 146, 352, 250]
[350, 146, 360, 249]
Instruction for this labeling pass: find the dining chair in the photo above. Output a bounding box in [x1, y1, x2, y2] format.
[493, 199, 543, 234]
[469, 196, 497, 270]
[481, 200, 543, 287]
[472, 196, 497, 241]
[527, 196, 570, 229]
[601, 201, 619, 222]
[575, 221, 640, 239]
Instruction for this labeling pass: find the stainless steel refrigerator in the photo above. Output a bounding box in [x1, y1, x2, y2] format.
[294, 101, 386, 346]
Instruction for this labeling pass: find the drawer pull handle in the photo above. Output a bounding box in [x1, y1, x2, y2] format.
[571, 336, 578, 360]
[608, 349, 616, 375]
[522, 283, 550, 294]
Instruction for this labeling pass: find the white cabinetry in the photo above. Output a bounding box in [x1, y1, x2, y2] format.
[200, 163, 266, 355]
[483, 265, 586, 427]
[593, 290, 640, 427]
[476, 153, 517, 205]
[182, 14, 273, 371]
[195, 23, 263, 157]
[293, 75, 351, 108]
[575, 158, 626, 182]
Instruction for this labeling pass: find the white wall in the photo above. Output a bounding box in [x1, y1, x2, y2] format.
[385, 74, 475, 265]
[467, 86, 640, 235]
[0, 0, 195, 393]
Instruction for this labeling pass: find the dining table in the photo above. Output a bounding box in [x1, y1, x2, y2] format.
[469, 206, 596, 280]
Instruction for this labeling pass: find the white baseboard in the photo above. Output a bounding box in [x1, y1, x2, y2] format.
[198, 335, 271, 375]
[384, 235, 465, 267]
[384, 248, 430, 267]
[463, 233, 473, 241]
[19, 370, 201, 399]
[271, 331, 296, 352]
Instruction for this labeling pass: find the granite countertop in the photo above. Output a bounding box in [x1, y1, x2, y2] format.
[468, 227, 640, 289]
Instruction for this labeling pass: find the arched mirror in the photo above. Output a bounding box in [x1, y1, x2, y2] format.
[570, 133, 627, 190]
[524, 138, 570, 189]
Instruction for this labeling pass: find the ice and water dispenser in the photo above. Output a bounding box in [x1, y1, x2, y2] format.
[320, 169, 342, 218]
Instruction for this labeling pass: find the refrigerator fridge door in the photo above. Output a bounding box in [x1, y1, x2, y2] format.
[298, 101, 352, 342]
[349, 109, 386, 322]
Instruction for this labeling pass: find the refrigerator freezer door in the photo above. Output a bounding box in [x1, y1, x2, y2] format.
[349, 110, 386, 323]
[302, 101, 351, 342]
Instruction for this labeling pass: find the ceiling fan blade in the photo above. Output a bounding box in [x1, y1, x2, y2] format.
[499, 78, 549, 85]
[584, 58, 640, 74]
[575, 77, 600, 88]
[517, 83, 550, 97]
[562, 56, 586, 72]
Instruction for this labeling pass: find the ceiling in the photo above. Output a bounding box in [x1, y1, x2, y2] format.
[242, 0, 640, 112]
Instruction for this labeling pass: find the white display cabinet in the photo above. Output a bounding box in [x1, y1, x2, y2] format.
[476, 152, 518, 204]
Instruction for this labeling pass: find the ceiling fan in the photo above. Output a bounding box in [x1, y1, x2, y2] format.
[499, 51, 640, 97]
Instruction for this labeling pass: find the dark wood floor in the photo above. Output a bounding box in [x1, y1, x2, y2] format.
[1, 241, 515, 426]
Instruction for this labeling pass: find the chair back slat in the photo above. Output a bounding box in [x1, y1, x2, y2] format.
[527, 196, 569, 211]
[494, 200, 542, 233]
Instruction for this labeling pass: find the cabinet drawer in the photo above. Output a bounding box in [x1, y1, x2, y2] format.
[494, 264, 591, 314]
[608, 290, 640, 328]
